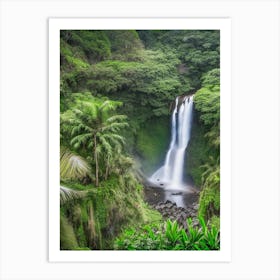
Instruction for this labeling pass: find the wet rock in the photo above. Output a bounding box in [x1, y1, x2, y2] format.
[193, 204, 199, 210]
[165, 203, 173, 209]
[172, 192, 182, 195]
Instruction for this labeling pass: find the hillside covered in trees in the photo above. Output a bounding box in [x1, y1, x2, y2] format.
[59, 30, 220, 250]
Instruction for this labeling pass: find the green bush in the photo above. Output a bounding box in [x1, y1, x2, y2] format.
[114, 217, 220, 250]
[61, 30, 111, 62]
[198, 162, 220, 221]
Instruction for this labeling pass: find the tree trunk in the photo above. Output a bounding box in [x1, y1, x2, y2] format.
[88, 202, 96, 248]
[105, 155, 110, 180]
[94, 134, 99, 187]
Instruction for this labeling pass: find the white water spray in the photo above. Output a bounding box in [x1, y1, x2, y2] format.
[150, 95, 194, 189]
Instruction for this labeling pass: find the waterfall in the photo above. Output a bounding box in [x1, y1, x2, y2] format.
[150, 95, 194, 189]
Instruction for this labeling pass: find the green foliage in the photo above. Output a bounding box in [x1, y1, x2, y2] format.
[61, 30, 111, 62]
[60, 178, 162, 250]
[186, 111, 214, 186]
[194, 68, 220, 148]
[195, 87, 220, 127]
[60, 213, 79, 250]
[138, 30, 220, 89]
[60, 41, 89, 70]
[191, 68, 220, 222]
[86, 49, 182, 117]
[210, 215, 220, 230]
[199, 183, 220, 221]
[198, 161, 220, 221]
[165, 219, 182, 246]
[105, 30, 144, 61]
[114, 218, 220, 250]
[201, 68, 220, 89]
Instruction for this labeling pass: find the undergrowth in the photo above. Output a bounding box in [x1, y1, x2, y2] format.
[114, 217, 220, 250]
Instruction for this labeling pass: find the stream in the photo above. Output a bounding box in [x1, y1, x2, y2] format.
[144, 182, 199, 208]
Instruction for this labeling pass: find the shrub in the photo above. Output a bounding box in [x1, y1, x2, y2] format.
[114, 217, 220, 250]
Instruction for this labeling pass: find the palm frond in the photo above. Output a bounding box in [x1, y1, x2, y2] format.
[71, 123, 92, 137]
[60, 149, 91, 180]
[106, 115, 128, 124]
[70, 133, 92, 149]
[102, 121, 129, 133]
[99, 100, 116, 112]
[98, 134, 113, 154]
[101, 132, 125, 145]
[60, 186, 87, 205]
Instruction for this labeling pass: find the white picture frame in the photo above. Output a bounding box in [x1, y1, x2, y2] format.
[0, 0, 279, 279]
[49, 18, 231, 262]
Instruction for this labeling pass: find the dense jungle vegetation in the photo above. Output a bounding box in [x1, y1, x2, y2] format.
[59, 30, 220, 250]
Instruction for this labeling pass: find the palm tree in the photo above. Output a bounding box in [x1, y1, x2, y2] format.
[61, 95, 128, 186]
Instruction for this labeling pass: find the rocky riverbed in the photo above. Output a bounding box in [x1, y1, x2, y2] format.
[152, 200, 199, 230]
[144, 186, 200, 230]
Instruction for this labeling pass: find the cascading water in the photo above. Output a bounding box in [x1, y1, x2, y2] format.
[149, 95, 194, 190]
